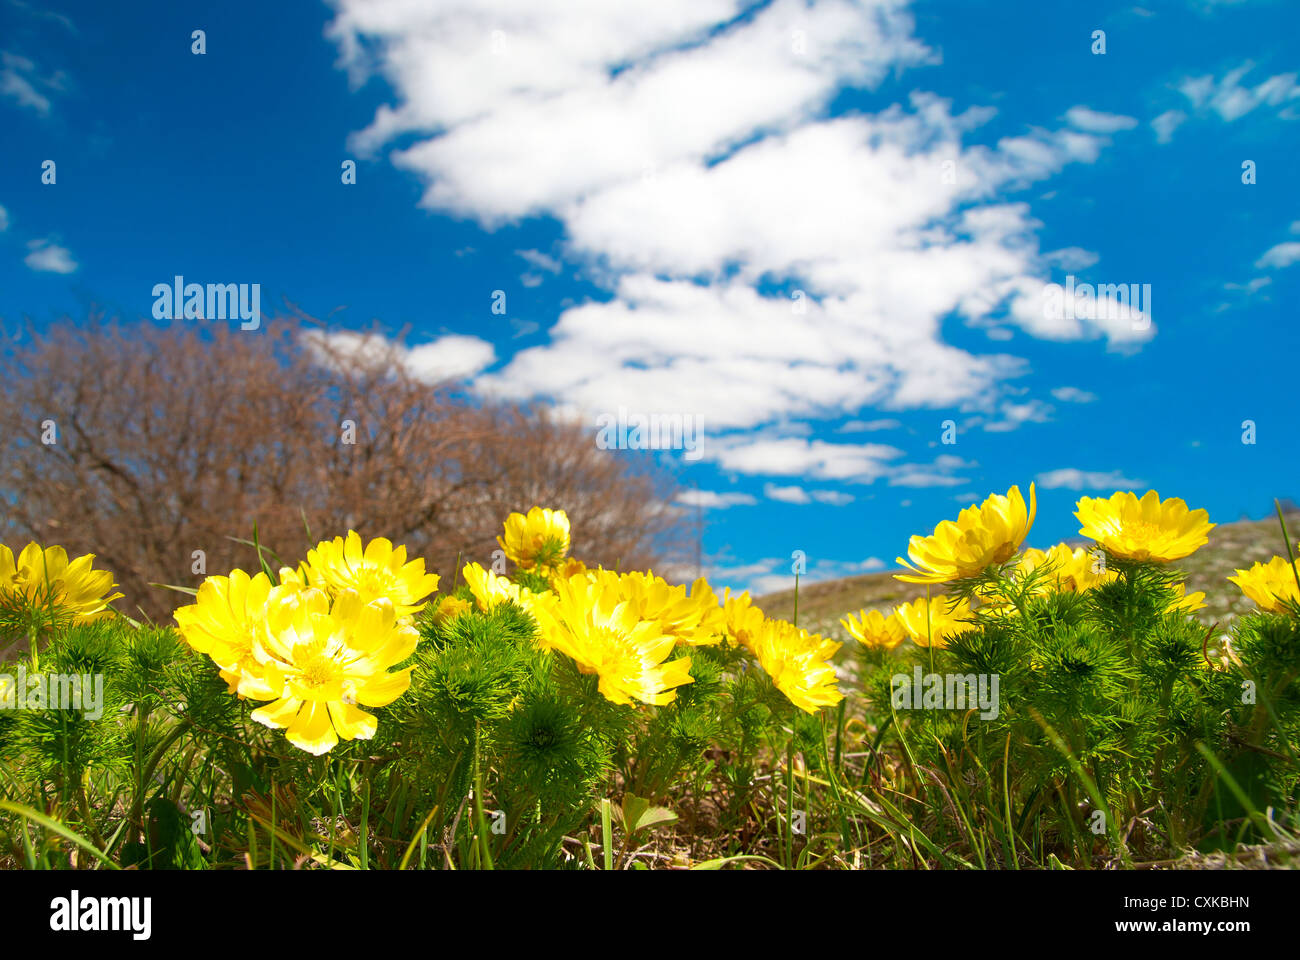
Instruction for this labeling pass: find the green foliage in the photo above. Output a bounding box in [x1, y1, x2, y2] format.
[1, 547, 1295, 871]
[855, 563, 1300, 866]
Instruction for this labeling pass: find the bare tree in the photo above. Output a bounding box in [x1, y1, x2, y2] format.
[0, 313, 693, 621]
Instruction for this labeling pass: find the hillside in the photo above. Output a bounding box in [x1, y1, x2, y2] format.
[757, 506, 1300, 642]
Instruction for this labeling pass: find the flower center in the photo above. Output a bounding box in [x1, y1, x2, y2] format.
[298, 650, 340, 688]
[1122, 521, 1165, 544]
[350, 566, 396, 599]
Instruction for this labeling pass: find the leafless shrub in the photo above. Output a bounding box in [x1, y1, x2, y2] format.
[0, 312, 693, 620]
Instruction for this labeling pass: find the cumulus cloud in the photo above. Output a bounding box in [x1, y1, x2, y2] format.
[675, 489, 757, 509]
[1006, 274, 1154, 348]
[328, 0, 1145, 475]
[1035, 468, 1145, 491]
[302, 329, 495, 382]
[761, 482, 855, 505]
[1256, 242, 1300, 270]
[764, 483, 812, 504]
[708, 435, 902, 480]
[24, 238, 77, 273]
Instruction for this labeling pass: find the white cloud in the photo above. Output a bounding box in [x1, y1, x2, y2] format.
[1006, 274, 1154, 348]
[1256, 242, 1300, 270]
[883, 450, 971, 486]
[1035, 468, 1145, 491]
[812, 490, 855, 505]
[1051, 386, 1096, 403]
[1178, 64, 1300, 122]
[888, 471, 966, 487]
[337, 0, 932, 221]
[1065, 106, 1138, 133]
[1, 52, 54, 115]
[0, 204, 8, 232]
[838, 418, 901, 432]
[1223, 276, 1271, 294]
[518, 249, 561, 285]
[24, 238, 77, 273]
[302, 330, 495, 382]
[764, 483, 811, 504]
[675, 489, 756, 509]
[516, 249, 562, 273]
[330, 0, 1143, 463]
[1042, 246, 1100, 271]
[760, 482, 855, 505]
[710, 554, 884, 596]
[983, 398, 1053, 432]
[709, 435, 902, 480]
[1151, 109, 1186, 144]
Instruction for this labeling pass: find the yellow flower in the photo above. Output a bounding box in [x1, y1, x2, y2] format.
[0, 542, 123, 622]
[462, 562, 517, 610]
[748, 618, 843, 713]
[841, 609, 907, 651]
[587, 570, 725, 646]
[721, 588, 767, 653]
[249, 587, 418, 756]
[1167, 583, 1207, 614]
[549, 556, 588, 585]
[174, 569, 285, 698]
[896, 484, 1037, 584]
[541, 573, 693, 706]
[1017, 545, 1072, 587]
[985, 543, 1117, 610]
[893, 595, 976, 648]
[1229, 556, 1300, 613]
[434, 594, 472, 623]
[682, 577, 728, 645]
[460, 556, 556, 632]
[498, 506, 571, 570]
[1056, 544, 1117, 591]
[1075, 490, 1214, 562]
[285, 532, 438, 619]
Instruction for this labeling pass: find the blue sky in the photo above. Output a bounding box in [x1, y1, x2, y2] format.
[2, 0, 1297, 595]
